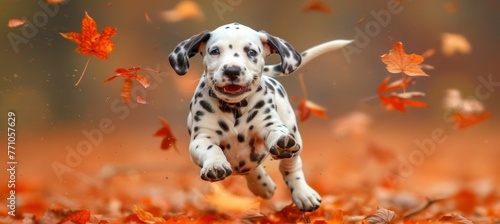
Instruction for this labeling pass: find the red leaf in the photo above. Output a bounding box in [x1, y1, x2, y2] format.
[452, 112, 492, 129]
[8, 18, 26, 28]
[105, 66, 157, 104]
[303, 0, 332, 14]
[60, 11, 117, 85]
[61, 210, 91, 224]
[155, 117, 178, 151]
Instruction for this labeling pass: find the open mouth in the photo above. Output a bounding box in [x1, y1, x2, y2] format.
[216, 84, 247, 95]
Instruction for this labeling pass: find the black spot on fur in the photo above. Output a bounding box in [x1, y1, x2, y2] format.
[292, 125, 297, 132]
[253, 100, 265, 109]
[229, 44, 233, 49]
[234, 53, 239, 57]
[265, 122, 274, 127]
[246, 110, 258, 123]
[199, 81, 206, 89]
[264, 115, 272, 120]
[216, 130, 223, 136]
[218, 120, 229, 132]
[263, 67, 269, 72]
[237, 134, 245, 142]
[277, 88, 285, 98]
[194, 126, 199, 132]
[207, 145, 213, 150]
[249, 125, 254, 131]
[264, 108, 271, 114]
[200, 100, 214, 113]
[257, 175, 261, 180]
[239, 160, 246, 167]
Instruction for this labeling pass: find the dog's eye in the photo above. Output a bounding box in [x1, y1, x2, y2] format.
[209, 48, 220, 56]
[247, 49, 257, 57]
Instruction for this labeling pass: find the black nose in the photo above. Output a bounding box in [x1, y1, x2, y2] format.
[224, 66, 241, 81]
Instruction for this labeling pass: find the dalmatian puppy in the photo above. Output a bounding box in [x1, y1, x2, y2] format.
[169, 23, 352, 212]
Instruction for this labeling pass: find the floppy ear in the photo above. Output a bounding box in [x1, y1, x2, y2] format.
[259, 31, 302, 75]
[169, 30, 211, 75]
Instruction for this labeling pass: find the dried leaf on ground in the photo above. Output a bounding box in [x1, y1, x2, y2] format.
[364, 206, 396, 224]
[134, 205, 166, 223]
[202, 184, 260, 214]
[439, 213, 473, 224]
[61, 210, 91, 224]
[381, 42, 429, 77]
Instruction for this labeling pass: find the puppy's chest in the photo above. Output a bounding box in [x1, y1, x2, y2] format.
[216, 108, 269, 174]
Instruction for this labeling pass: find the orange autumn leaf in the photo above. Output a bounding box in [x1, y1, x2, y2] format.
[8, 18, 26, 28]
[381, 42, 429, 77]
[303, 0, 333, 14]
[161, 0, 204, 22]
[202, 184, 260, 214]
[104, 67, 154, 104]
[329, 209, 344, 224]
[364, 207, 396, 224]
[377, 76, 428, 113]
[295, 99, 328, 122]
[60, 11, 117, 86]
[154, 117, 177, 151]
[441, 33, 471, 56]
[134, 205, 166, 223]
[452, 112, 492, 129]
[61, 210, 91, 224]
[60, 11, 116, 59]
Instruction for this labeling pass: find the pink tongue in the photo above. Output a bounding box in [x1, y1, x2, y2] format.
[224, 85, 242, 93]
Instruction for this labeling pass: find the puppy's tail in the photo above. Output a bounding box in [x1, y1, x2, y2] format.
[262, 39, 354, 77]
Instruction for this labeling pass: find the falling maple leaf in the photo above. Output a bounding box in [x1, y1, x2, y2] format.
[293, 73, 328, 122]
[442, 33, 472, 56]
[303, 0, 333, 14]
[452, 112, 492, 129]
[377, 76, 428, 113]
[60, 11, 117, 86]
[8, 18, 26, 28]
[443, 89, 491, 129]
[161, 0, 204, 23]
[295, 99, 328, 122]
[104, 67, 156, 104]
[60, 210, 91, 224]
[381, 42, 429, 77]
[154, 117, 178, 151]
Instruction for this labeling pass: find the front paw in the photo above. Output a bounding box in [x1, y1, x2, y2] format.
[200, 160, 233, 182]
[291, 185, 322, 212]
[269, 135, 300, 159]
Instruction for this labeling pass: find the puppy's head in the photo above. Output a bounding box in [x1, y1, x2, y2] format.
[169, 23, 301, 103]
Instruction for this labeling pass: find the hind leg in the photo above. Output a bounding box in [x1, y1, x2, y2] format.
[245, 166, 276, 199]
